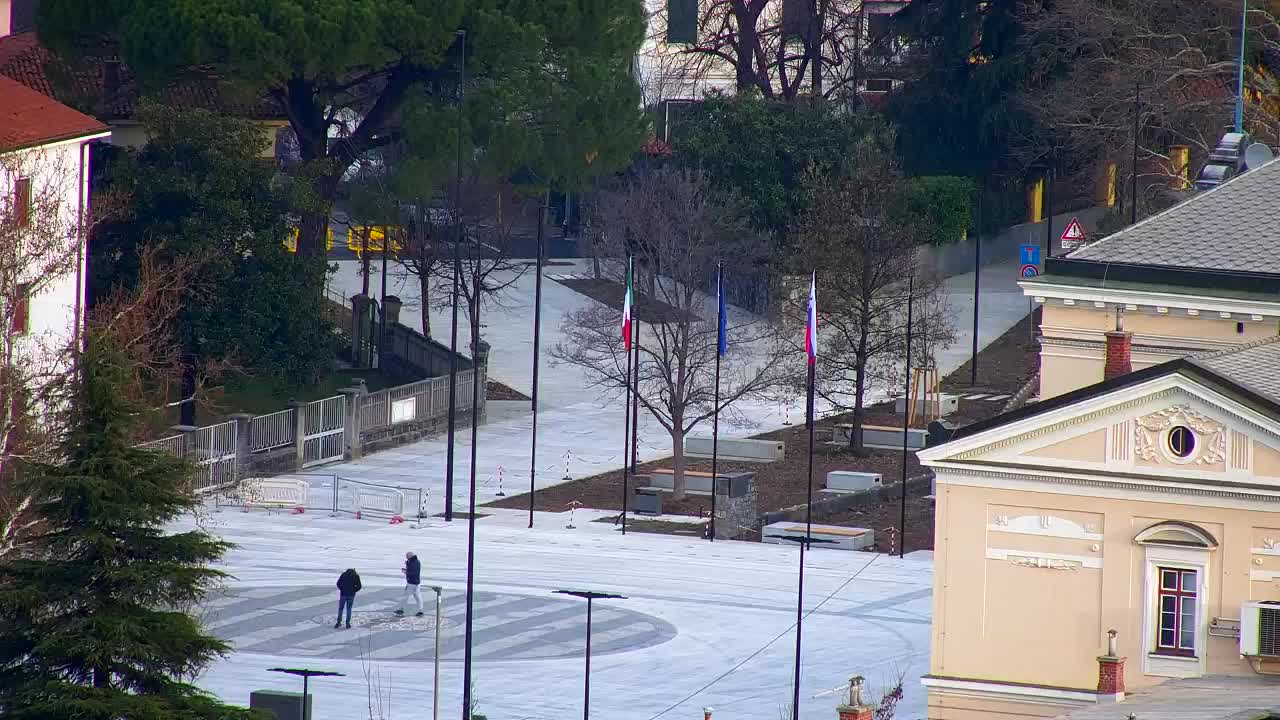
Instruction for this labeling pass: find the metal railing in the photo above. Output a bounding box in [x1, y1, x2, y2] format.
[249, 408, 294, 453]
[139, 434, 184, 456]
[302, 395, 345, 467]
[361, 370, 476, 433]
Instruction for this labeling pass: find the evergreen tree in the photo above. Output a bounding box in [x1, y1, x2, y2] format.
[0, 337, 258, 720]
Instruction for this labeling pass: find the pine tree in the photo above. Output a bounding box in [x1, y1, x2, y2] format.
[0, 337, 260, 720]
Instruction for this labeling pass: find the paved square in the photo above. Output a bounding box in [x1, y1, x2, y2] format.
[186, 507, 933, 720]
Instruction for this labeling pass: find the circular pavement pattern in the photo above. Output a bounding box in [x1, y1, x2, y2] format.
[201, 586, 677, 662]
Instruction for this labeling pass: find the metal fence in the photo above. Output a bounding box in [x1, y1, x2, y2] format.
[138, 422, 237, 493]
[302, 395, 345, 467]
[249, 409, 294, 453]
[361, 371, 476, 433]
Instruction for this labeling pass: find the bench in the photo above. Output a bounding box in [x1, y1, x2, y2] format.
[836, 423, 927, 451]
[825, 471, 881, 492]
[685, 435, 784, 462]
[241, 478, 310, 509]
[646, 472, 714, 495]
[762, 521, 875, 551]
[893, 393, 959, 417]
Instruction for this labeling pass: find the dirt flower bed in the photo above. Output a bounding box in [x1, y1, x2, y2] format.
[554, 277, 699, 324]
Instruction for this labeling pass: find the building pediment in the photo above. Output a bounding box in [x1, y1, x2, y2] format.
[921, 372, 1280, 494]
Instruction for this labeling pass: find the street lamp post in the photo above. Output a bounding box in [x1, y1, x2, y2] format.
[768, 534, 837, 720]
[427, 585, 444, 720]
[266, 667, 344, 720]
[553, 590, 627, 720]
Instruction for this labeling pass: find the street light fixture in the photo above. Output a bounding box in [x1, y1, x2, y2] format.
[768, 534, 838, 720]
[554, 590, 627, 720]
[266, 667, 345, 720]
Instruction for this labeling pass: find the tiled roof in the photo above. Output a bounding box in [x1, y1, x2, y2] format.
[1191, 336, 1280, 404]
[1069, 155, 1280, 273]
[0, 75, 108, 151]
[0, 32, 283, 122]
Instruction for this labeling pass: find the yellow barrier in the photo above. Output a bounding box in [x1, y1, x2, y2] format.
[284, 227, 335, 253]
[347, 226, 405, 258]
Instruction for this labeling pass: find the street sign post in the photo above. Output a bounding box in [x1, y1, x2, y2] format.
[1060, 217, 1086, 252]
[1019, 244, 1041, 267]
[1021, 264, 1039, 278]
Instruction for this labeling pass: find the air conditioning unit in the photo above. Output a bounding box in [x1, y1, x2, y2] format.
[1239, 601, 1280, 656]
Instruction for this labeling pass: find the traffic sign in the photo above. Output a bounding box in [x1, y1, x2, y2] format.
[1060, 217, 1086, 251]
[1021, 264, 1039, 278]
[1019, 244, 1041, 266]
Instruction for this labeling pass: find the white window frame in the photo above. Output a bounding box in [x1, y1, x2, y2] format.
[1140, 542, 1210, 678]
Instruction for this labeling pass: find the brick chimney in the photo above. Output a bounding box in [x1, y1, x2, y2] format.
[837, 676, 875, 720]
[1097, 629, 1126, 702]
[703, 708, 713, 720]
[1103, 309, 1132, 381]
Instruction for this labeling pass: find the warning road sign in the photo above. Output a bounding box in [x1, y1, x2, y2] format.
[1060, 217, 1086, 251]
[1021, 264, 1039, 278]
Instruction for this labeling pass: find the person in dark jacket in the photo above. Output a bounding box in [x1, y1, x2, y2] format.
[335, 568, 362, 629]
[394, 551, 424, 617]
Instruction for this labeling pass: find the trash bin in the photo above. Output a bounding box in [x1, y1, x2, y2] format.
[633, 486, 662, 516]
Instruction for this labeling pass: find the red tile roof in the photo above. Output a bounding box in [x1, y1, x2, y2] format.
[0, 74, 108, 151]
[0, 32, 283, 122]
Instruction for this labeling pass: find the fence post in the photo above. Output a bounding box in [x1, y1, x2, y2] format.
[351, 294, 371, 367]
[288, 401, 307, 469]
[229, 413, 253, 480]
[338, 386, 365, 460]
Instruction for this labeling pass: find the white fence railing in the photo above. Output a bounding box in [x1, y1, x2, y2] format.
[249, 409, 294, 452]
[136, 367, 484, 488]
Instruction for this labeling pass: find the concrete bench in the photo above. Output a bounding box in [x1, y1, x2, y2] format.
[894, 393, 959, 417]
[646, 472, 714, 495]
[685, 435, 784, 462]
[825, 471, 881, 492]
[241, 478, 310, 509]
[763, 521, 875, 551]
[839, 424, 926, 451]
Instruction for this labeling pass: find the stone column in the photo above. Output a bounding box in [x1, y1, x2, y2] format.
[229, 413, 253, 478]
[382, 295, 402, 325]
[338, 386, 365, 460]
[288, 401, 308, 469]
[351, 294, 371, 367]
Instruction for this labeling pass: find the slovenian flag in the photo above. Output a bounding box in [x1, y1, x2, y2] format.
[717, 267, 727, 356]
[805, 272, 817, 365]
[623, 257, 634, 351]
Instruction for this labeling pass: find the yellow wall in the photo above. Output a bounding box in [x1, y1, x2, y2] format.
[109, 120, 283, 158]
[930, 480, 1280, 715]
[1038, 304, 1279, 399]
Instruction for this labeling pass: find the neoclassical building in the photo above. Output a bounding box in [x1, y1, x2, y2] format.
[920, 336, 1280, 719]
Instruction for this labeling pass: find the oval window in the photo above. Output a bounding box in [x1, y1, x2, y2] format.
[1167, 426, 1195, 459]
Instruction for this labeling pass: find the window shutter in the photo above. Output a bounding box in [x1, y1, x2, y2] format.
[11, 283, 30, 335]
[667, 0, 698, 44]
[14, 177, 31, 227]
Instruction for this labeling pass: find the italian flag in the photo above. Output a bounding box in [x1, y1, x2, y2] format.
[622, 257, 634, 351]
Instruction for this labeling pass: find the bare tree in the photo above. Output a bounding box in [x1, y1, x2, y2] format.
[431, 176, 531, 355]
[553, 169, 786, 499]
[1011, 0, 1280, 214]
[787, 143, 954, 454]
[640, 0, 904, 104]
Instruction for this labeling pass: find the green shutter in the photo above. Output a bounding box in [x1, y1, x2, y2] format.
[667, 0, 698, 44]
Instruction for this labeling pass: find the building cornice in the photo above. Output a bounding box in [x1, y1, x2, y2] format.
[1019, 280, 1280, 318]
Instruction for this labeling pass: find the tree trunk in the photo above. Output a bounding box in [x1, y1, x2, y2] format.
[671, 428, 687, 502]
[419, 274, 432, 338]
[850, 344, 869, 456]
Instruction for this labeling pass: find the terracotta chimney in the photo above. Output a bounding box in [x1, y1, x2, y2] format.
[1097, 629, 1126, 702]
[1104, 309, 1132, 380]
[837, 676, 875, 720]
[703, 708, 713, 720]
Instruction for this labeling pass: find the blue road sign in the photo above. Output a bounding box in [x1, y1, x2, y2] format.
[1021, 264, 1039, 278]
[1019, 244, 1041, 266]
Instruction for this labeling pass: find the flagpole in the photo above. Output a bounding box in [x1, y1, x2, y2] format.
[621, 256, 634, 536]
[900, 274, 914, 560]
[629, 312, 641, 499]
[710, 262, 724, 542]
[793, 271, 818, 720]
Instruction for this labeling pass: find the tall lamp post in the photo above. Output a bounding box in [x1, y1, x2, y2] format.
[266, 667, 344, 720]
[553, 590, 627, 720]
[445, 28, 466, 522]
[425, 585, 444, 720]
[768, 534, 837, 720]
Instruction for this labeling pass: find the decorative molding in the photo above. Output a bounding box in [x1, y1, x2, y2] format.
[1231, 430, 1251, 471]
[935, 466, 1280, 508]
[1134, 405, 1226, 466]
[921, 677, 1099, 706]
[1249, 570, 1280, 581]
[1109, 420, 1133, 462]
[987, 514, 1104, 542]
[1039, 336, 1220, 356]
[986, 548, 1103, 569]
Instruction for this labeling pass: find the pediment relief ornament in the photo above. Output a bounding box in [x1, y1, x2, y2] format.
[1134, 404, 1226, 465]
[1010, 555, 1081, 571]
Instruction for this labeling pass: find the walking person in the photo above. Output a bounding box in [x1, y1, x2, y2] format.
[335, 568, 362, 629]
[395, 551, 424, 617]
